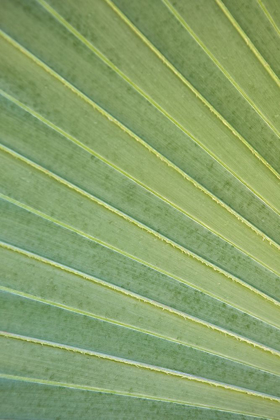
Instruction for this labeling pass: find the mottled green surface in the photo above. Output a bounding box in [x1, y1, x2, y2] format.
[1, 0, 280, 418]
[1, 380, 268, 420]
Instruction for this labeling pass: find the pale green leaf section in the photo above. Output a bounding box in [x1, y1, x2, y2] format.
[164, 0, 280, 134]
[1, 378, 268, 420]
[2, 289, 280, 397]
[1, 212, 280, 352]
[1, 150, 280, 328]
[1, 35, 280, 278]
[38, 0, 280, 212]
[1, 335, 280, 418]
[1, 1, 280, 239]
[1, 247, 280, 375]
[1, 95, 280, 302]
[222, 0, 280, 77]
[261, 0, 280, 30]
[1, 0, 280, 418]
[113, 0, 280, 174]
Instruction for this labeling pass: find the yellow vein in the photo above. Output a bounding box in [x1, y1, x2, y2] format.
[2, 284, 280, 375]
[1, 374, 278, 417]
[2, 144, 280, 314]
[257, 0, 280, 35]
[2, 331, 280, 401]
[216, 0, 280, 87]
[1, 239, 280, 364]
[162, 0, 280, 139]
[37, 0, 280, 214]
[2, 93, 280, 282]
[1, 33, 280, 255]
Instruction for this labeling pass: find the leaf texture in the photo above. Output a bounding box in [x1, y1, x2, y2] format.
[1, 0, 280, 419]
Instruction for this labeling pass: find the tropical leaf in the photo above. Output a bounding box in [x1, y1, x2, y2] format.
[1, 0, 280, 418]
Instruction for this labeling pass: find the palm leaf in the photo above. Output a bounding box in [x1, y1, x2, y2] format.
[1, 0, 280, 418]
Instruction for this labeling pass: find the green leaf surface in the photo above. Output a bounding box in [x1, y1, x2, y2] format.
[2, 335, 280, 418]
[0, 379, 269, 420]
[1, 0, 280, 418]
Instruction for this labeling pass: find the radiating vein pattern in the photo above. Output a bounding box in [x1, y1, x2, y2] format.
[1, 0, 280, 419]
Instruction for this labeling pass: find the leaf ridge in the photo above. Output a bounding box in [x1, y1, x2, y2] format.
[2, 143, 280, 310]
[2, 92, 280, 279]
[4, 89, 279, 268]
[106, 0, 280, 181]
[2, 331, 280, 400]
[257, 0, 280, 35]
[1, 2, 280, 416]
[36, 0, 280, 212]
[1, 191, 280, 332]
[2, 284, 280, 375]
[1, 32, 280, 254]
[2, 239, 280, 362]
[216, 0, 280, 87]
[161, 0, 280, 139]
[0, 374, 275, 418]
